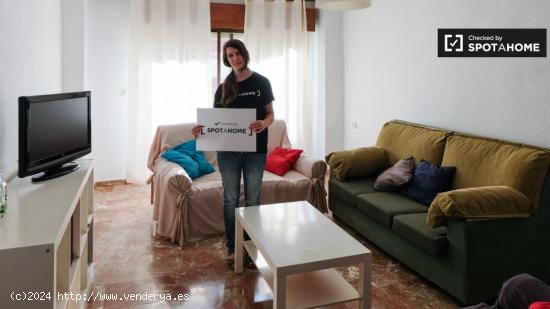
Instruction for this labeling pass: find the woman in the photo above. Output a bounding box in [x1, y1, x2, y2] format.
[192, 39, 274, 268]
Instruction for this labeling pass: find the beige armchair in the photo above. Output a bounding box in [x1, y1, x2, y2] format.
[147, 120, 328, 245]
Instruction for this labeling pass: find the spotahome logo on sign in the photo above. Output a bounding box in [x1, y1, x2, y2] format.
[200, 126, 253, 136]
[438, 29, 546, 57]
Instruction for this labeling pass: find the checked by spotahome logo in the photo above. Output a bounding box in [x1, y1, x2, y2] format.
[438, 29, 546, 57]
[444, 34, 463, 52]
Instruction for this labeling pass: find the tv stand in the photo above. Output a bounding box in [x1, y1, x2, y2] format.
[32, 162, 80, 183]
[0, 159, 94, 309]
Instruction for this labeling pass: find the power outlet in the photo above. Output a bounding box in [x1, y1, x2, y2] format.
[352, 122, 358, 129]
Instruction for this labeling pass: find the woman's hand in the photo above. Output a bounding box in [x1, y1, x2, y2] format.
[191, 125, 204, 138]
[249, 120, 267, 134]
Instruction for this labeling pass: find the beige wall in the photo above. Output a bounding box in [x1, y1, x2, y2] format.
[0, 0, 63, 179]
[341, 0, 550, 149]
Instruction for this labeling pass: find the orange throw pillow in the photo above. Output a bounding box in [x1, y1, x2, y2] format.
[265, 146, 303, 176]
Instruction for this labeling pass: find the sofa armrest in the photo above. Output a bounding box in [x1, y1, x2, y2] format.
[293, 155, 328, 213]
[447, 217, 538, 289]
[448, 217, 535, 257]
[149, 157, 192, 204]
[150, 158, 194, 245]
[293, 155, 327, 179]
[153, 158, 193, 197]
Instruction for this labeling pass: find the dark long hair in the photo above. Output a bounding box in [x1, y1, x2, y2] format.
[221, 39, 250, 107]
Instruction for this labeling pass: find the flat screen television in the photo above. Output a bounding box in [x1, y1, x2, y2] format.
[18, 91, 91, 182]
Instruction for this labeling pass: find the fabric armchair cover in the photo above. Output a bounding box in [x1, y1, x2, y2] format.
[147, 119, 328, 245]
[294, 155, 328, 212]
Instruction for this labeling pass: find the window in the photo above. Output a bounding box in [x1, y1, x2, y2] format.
[149, 31, 243, 128]
[210, 31, 244, 100]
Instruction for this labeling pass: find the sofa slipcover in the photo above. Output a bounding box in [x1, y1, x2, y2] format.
[148, 120, 328, 245]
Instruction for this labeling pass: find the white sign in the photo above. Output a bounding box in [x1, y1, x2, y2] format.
[196, 108, 256, 152]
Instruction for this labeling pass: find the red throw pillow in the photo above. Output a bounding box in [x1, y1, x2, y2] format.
[530, 302, 550, 309]
[265, 146, 303, 176]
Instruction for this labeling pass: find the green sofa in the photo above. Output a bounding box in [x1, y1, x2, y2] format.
[329, 120, 550, 305]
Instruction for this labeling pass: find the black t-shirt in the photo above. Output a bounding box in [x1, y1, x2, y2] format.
[214, 72, 274, 153]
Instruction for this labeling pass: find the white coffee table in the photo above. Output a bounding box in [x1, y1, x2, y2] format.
[235, 201, 371, 308]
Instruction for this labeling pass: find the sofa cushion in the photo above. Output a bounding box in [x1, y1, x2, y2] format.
[329, 176, 377, 207]
[376, 121, 451, 166]
[427, 186, 532, 228]
[393, 213, 448, 255]
[356, 192, 427, 228]
[401, 160, 456, 205]
[326, 147, 387, 181]
[441, 135, 550, 211]
[191, 170, 312, 206]
[374, 157, 415, 192]
[265, 170, 313, 203]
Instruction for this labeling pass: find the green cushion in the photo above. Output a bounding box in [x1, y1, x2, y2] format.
[326, 146, 387, 181]
[329, 177, 377, 207]
[427, 186, 532, 228]
[441, 135, 550, 211]
[356, 192, 427, 228]
[393, 213, 448, 255]
[376, 121, 451, 166]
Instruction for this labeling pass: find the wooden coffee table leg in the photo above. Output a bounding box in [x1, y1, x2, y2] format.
[358, 255, 372, 309]
[235, 216, 244, 273]
[273, 271, 286, 309]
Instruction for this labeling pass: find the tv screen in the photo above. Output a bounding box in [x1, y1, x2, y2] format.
[19, 91, 91, 182]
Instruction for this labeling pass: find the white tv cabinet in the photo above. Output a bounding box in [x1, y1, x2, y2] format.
[0, 159, 94, 309]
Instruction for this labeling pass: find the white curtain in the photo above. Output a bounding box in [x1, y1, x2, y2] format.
[244, 0, 312, 153]
[127, 0, 211, 183]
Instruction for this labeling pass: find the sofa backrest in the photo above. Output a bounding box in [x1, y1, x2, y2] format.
[146, 122, 220, 169]
[376, 120, 451, 166]
[267, 119, 292, 153]
[441, 134, 550, 211]
[156, 123, 195, 148]
[148, 119, 291, 170]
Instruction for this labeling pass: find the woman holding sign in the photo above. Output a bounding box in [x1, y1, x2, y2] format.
[192, 39, 274, 269]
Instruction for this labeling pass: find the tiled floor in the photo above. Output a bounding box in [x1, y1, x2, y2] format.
[88, 184, 459, 309]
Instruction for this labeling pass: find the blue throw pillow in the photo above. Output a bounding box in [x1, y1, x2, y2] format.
[162, 149, 200, 179]
[401, 160, 456, 205]
[172, 139, 215, 176]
